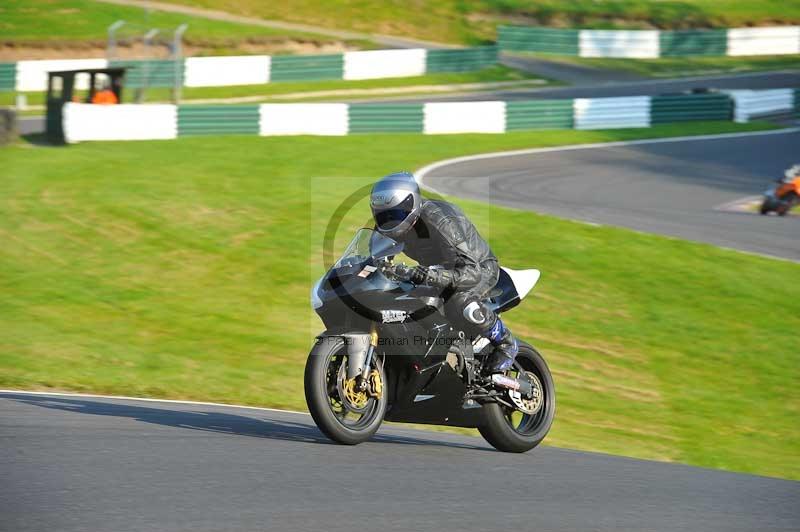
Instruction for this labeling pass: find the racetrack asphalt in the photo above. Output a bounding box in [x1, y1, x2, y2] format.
[419, 129, 800, 261]
[2, 391, 798, 532]
[354, 70, 800, 103]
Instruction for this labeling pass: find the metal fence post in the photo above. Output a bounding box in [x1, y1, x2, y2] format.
[107, 20, 126, 61]
[137, 29, 159, 103]
[173, 24, 188, 105]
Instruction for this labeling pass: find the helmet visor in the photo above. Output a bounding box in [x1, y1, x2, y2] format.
[374, 193, 414, 231]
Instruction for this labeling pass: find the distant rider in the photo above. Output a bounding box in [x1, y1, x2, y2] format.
[369, 172, 518, 374]
[781, 164, 800, 184]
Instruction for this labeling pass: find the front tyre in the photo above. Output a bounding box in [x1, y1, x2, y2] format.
[479, 342, 555, 453]
[304, 336, 387, 445]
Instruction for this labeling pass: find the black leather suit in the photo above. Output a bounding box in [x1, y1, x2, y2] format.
[397, 200, 516, 361]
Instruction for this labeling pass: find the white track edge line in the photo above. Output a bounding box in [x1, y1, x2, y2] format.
[415, 127, 800, 264]
[0, 389, 309, 416]
[416, 127, 800, 193]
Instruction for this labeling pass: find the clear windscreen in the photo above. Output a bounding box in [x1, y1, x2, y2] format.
[334, 228, 404, 268]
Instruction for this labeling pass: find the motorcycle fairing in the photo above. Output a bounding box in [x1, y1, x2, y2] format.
[487, 267, 541, 314]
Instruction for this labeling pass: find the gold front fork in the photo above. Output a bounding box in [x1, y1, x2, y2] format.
[370, 322, 378, 347]
[366, 322, 382, 399]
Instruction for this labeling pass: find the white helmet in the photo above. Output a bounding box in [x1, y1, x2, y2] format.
[784, 164, 800, 181]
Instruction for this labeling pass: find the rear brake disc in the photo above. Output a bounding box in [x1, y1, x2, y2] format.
[508, 371, 543, 415]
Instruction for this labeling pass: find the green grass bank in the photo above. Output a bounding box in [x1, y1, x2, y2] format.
[1, 0, 348, 55]
[1, 121, 798, 481]
[164, 0, 800, 44]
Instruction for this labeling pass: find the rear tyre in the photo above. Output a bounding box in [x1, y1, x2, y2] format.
[304, 336, 387, 445]
[777, 192, 797, 217]
[479, 342, 555, 453]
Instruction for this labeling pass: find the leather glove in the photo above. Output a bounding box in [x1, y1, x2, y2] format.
[389, 263, 429, 284]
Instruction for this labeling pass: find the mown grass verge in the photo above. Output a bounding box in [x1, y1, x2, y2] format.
[1, 121, 798, 480]
[0, 65, 546, 108]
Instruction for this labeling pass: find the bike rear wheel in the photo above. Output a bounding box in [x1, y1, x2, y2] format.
[479, 342, 555, 453]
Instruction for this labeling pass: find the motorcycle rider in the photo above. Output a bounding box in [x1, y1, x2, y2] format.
[781, 164, 800, 183]
[369, 171, 518, 373]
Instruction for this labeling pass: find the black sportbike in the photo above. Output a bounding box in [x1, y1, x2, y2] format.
[305, 228, 555, 452]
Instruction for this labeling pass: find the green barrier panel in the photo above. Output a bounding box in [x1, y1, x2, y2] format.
[348, 104, 424, 133]
[651, 94, 733, 124]
[506, 100, 574, 130]
[425, 46, 498, 73]
[269, 54, 344, 82]
[0, 63, 16, 92]
[660, 30, 727, 57]
[498, 26, 580, 55]
[177, 105, 260, 136]
[111, 59, 183, 88]
[795, 88, 800, 117]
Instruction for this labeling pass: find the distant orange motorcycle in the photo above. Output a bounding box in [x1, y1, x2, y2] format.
[760, 165, 800, 216]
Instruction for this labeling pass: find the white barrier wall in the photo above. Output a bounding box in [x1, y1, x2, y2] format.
[184, 56, 271, 87]
[16, 59, 109, 92]
[259, 103, 349, 136]
[423, 101, 506, 134]
[727, 26, 800, 56]
[59, 89, 794, 141]
[574, 96, 651, 130]
[343, 49, 427, 80]
[63, 103, 177, 143]
[727, 89, 796, 122]
[579, 30, 660, 58]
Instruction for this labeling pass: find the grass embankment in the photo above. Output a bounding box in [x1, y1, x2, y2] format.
[0, 0, 354, 54]
[529, 53, 800, 78]
[0, 65, 546, 108]
[165, 0, 800, 44]
[2, 121, 798, 481]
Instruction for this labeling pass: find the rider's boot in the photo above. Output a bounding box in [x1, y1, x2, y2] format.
[483, 317, 518, 374]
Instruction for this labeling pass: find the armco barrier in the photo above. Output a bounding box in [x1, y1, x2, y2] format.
[498, 26, 579, 55]
[260, 103, 349, 136]
[426, 46, 498, 73]
[796, 88, 800, 116]
[270, 54, 343, 82]
[727, 89, 797, 122]
[344, 49, 426, 80]
[505, 100, 573, 130]
[0, 63, 16, 92]
[63, 103, 177, 143]
[499, 25, 800, 57]
[574, 96, 651, 129]
[659, 30, 728, 57]
[0, 47, 498, 92]
[580, 30, 660, 59]
[177, 105, 260, 136]
[348, 104, 424, 133]
[183, 56, 268, 87]
[16, 58, 107, 91]
[424, 101, 506, 134]
[651, 93, 732, 124]
[63, 90, 797, 142]
[110, 59, 183, 88]
[727, 26, 800, 56]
